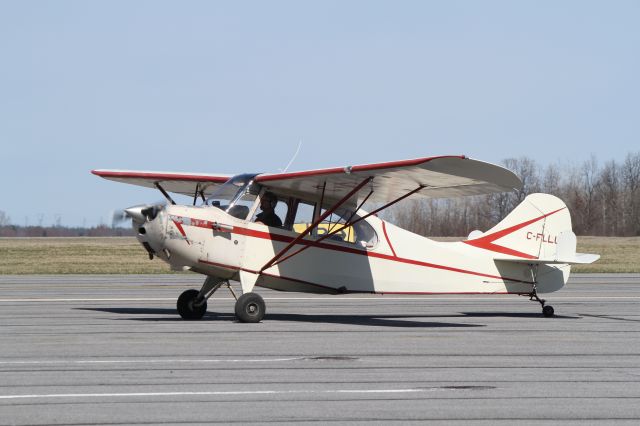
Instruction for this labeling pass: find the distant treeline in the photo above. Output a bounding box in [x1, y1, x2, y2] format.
[387, 152, 640, 237]
[1, 152, 639, 238]
[0, 224, 134, 238]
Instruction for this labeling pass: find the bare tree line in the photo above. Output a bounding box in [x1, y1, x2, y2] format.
[0, 223, 134, 237]
[388, 152, 640, 237]
[1, 152, 639, 238]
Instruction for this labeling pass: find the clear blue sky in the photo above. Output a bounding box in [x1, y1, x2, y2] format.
[1, 1, 638, 227]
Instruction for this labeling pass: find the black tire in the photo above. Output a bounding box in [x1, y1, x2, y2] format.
[235, 292, 266, 323]
[542, 305, 555, 318]
[177, 289, 207, 320]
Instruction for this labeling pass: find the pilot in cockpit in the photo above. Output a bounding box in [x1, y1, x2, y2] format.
[255, 191, 282, 227]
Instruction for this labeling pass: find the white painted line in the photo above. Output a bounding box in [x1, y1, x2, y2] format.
[0, 298, 175, 302]
[334, 389, 425, 393]
[0, 388, 429, 400]
[295, 296, 640, 301]
[0, 357, 302, 365]
[1, 296, 640, 303]
[557, 296, 640, 300]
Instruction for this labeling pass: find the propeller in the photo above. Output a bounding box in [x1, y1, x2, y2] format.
[111, 209, 130, 227]
[111, 201, 167, 227]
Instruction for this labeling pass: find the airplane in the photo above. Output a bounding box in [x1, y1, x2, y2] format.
[92, 155, 599, 323]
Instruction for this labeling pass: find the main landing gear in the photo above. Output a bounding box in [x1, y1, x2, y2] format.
[177, 289, 207, 320]
[234, 292, 266, 323]
[176, 276, 266, 322]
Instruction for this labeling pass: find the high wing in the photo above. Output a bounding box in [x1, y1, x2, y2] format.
[92, 156, 522, 204]
[255, 155, 523, 205]
[91, 169, 231, 198]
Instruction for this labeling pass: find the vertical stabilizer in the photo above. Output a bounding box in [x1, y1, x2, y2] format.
[465, 193, 572, 261]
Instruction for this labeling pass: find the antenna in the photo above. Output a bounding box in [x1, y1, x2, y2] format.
[281, 139, 303, 173]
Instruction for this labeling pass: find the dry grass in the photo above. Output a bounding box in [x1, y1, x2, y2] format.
[0, 236, 637, 274]
[0, 237, 175, 274]
[573, 236, 640, 273]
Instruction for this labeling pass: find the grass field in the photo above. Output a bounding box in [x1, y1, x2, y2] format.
[0, 236, 638, 274]
[572, 236, 640, 273]
[0, 238, 174, 274]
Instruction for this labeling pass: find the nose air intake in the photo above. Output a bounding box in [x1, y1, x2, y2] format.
[141, 206, 161, 221]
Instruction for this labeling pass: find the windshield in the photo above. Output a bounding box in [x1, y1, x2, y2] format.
[206, 173, 260, 219]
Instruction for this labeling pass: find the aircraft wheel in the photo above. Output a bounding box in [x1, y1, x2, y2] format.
[542, 305, 555, 318]
[235, 292, 265, 323]
[177, 289, 207, 320]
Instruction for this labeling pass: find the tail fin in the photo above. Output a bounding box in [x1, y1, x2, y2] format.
[465, 193, 598, 264]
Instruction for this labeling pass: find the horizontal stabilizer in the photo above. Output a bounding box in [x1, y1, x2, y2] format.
[494, 229, 599, 265]
[495, 252, 600, 265]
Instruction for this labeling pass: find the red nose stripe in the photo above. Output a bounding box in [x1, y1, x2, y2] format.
[171, 220, 191, 245]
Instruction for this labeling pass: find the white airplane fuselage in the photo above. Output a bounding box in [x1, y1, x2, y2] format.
[137, 203, 568, 297]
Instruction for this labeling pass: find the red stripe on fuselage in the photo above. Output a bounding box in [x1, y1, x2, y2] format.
[181, 216, 532, 284]
[382, 221, 397, 257]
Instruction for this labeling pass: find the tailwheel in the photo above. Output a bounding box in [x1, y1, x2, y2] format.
[235, 292, 265, 323]
[527, 264, 555, 318]
[177, 289, 207, 320]
[529, 292, 555, 318]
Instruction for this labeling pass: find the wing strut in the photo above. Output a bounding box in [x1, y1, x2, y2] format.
[259, 176, 373, 273]
[192, 183, 200, 206]
[155, 183, 176, 205]
[266, 184, 425, 270]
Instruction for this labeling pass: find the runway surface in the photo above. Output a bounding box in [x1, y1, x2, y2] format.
[0, 274, 639, 425]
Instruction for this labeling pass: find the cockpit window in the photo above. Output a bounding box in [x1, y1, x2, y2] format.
[297, 207, 378, 248]
[228, 185, 260, 220]
[316, 208, 355, 243]
[351, 215, 379, 248]
[206, 174, 260, 220]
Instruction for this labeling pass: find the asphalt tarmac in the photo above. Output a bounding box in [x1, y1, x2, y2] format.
[0, 274, 639, 425]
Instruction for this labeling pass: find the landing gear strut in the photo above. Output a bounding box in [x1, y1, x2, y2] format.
[527, 264, 555, 318]
[176, 276, 266, 322]
[177, 276, 237, 320]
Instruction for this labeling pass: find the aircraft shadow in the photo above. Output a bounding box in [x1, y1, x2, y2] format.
[459, 311, 580, 319]
[78, 307, 578, 321]
[77, 308, 579, 325]
[263, 313, 484, 328]
[76, 307, 484, 328]
[76, 307, 234, 322]
[77, 307, 177, 316]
